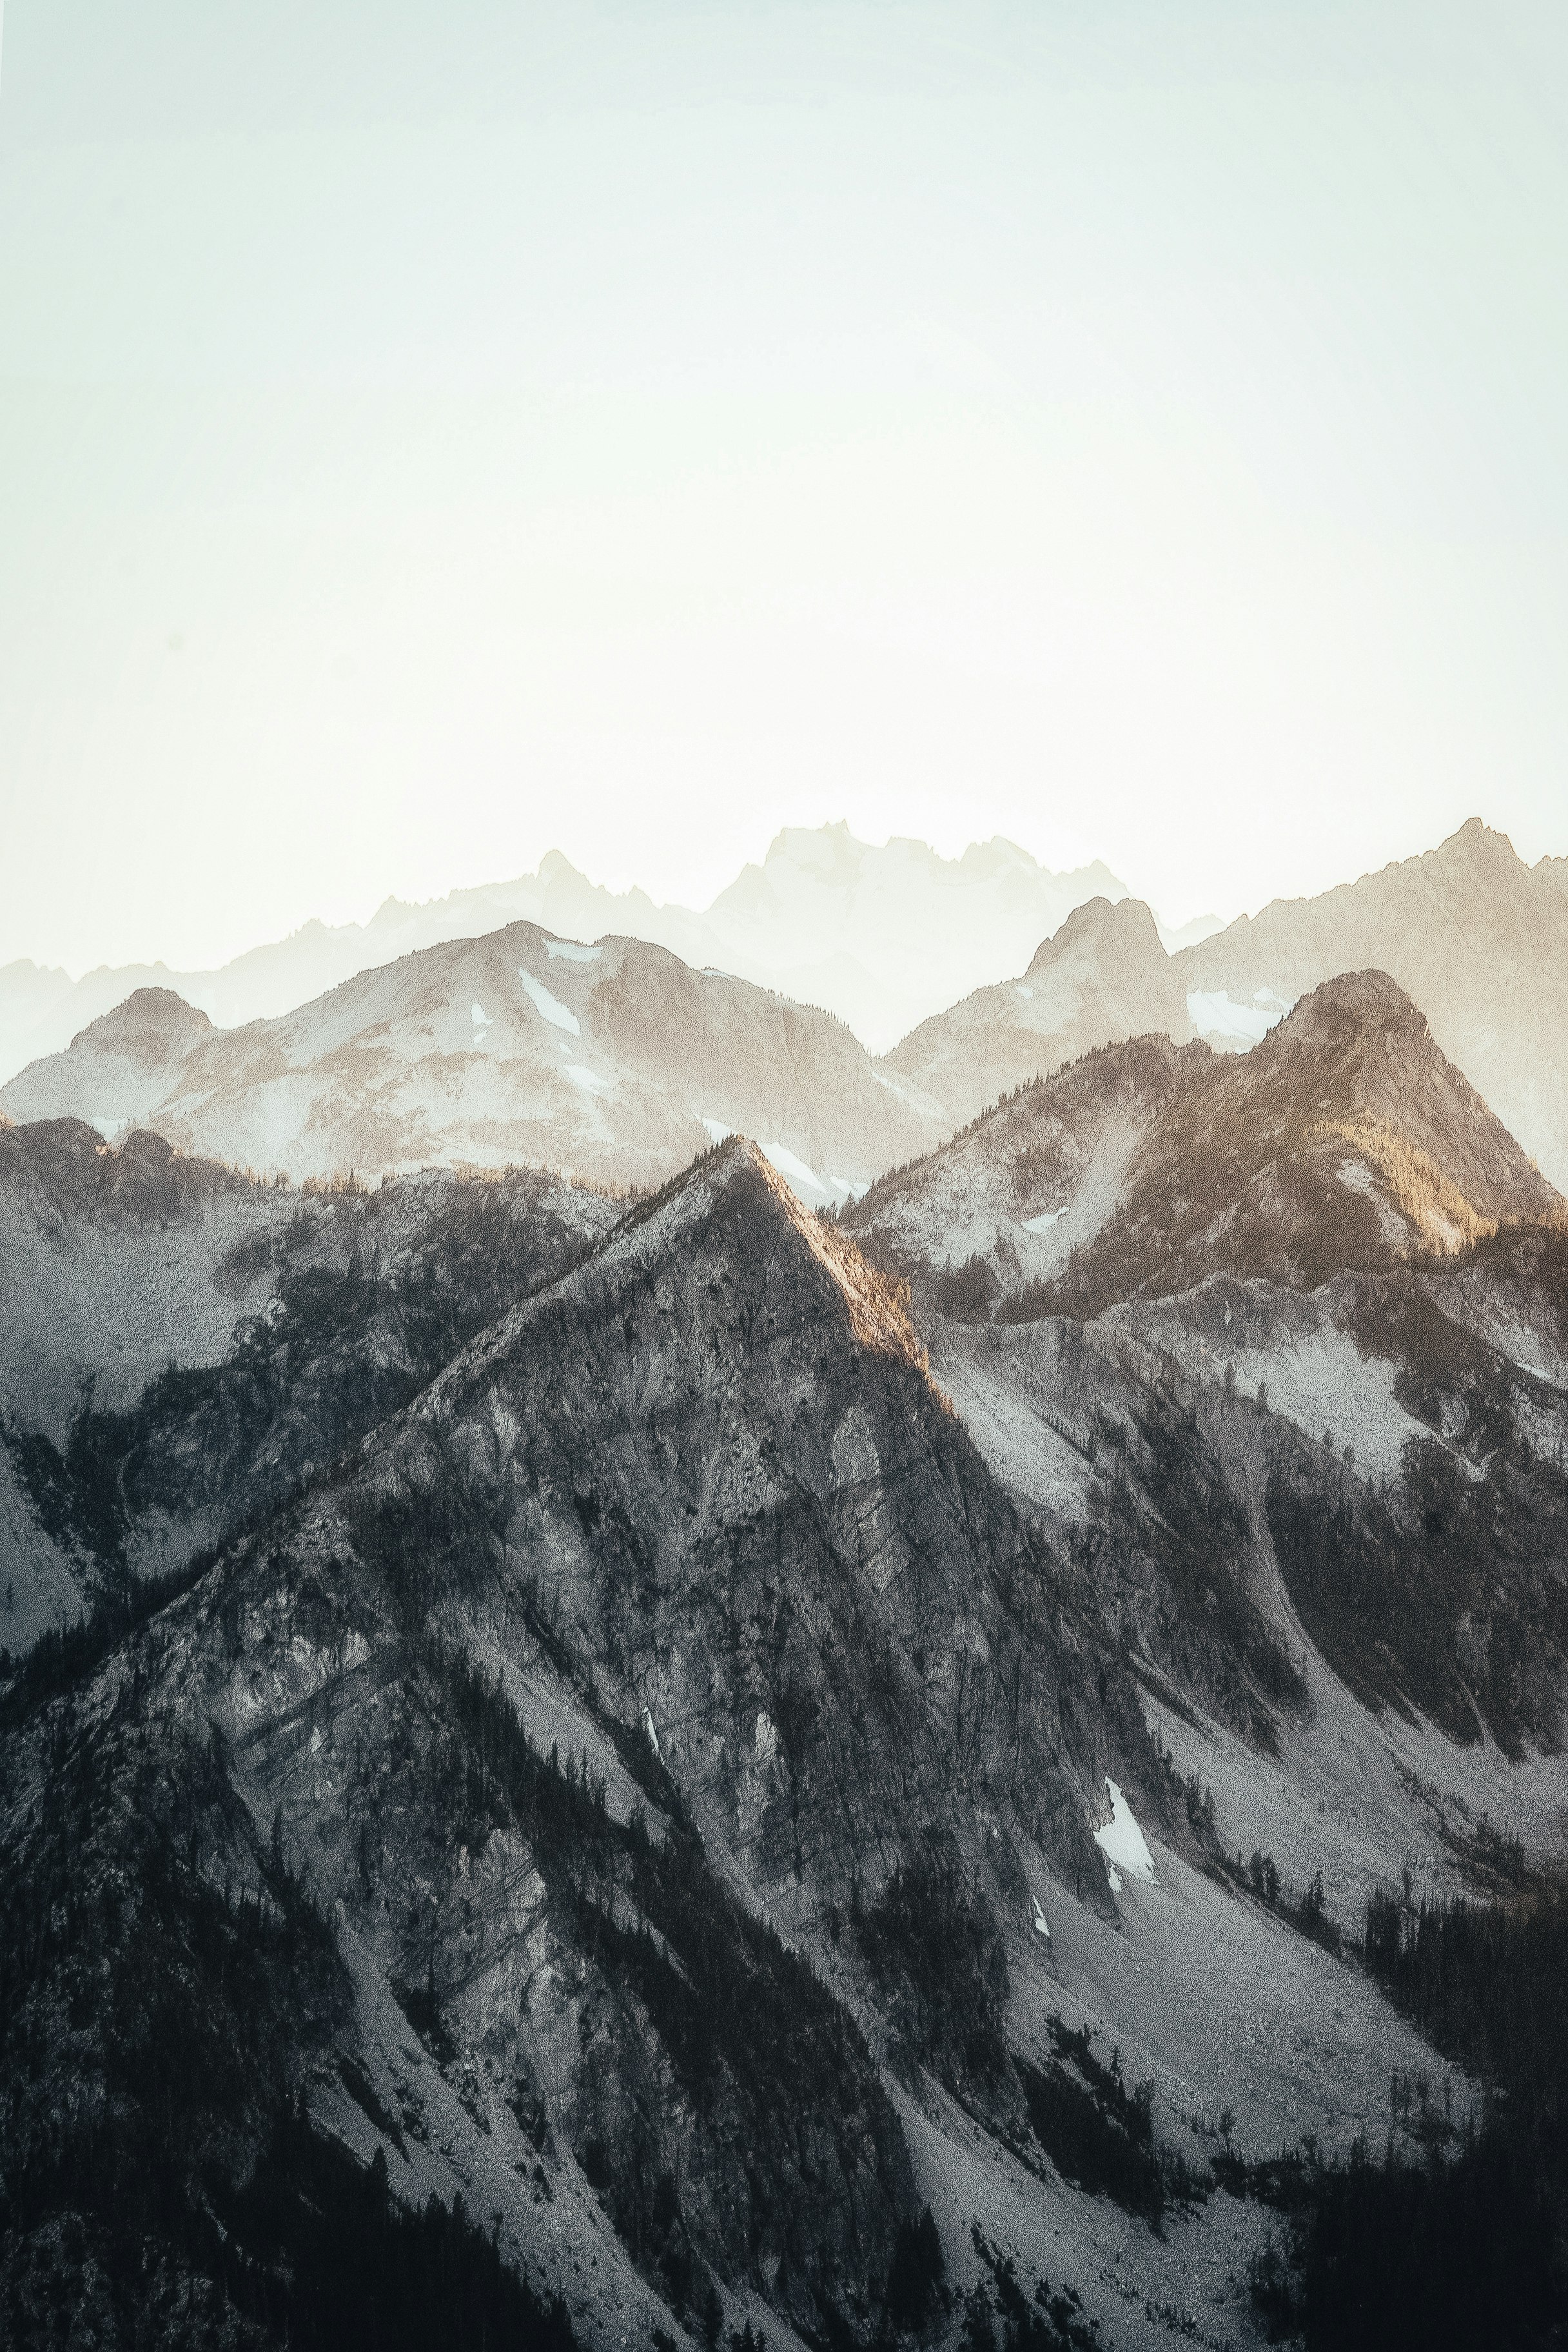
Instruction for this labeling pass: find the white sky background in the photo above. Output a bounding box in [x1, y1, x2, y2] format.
[3, 2, 1567, 974]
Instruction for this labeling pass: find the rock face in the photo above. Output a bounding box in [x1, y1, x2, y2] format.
[883, 897, 1193, 1130]
[1179, 817, 1568, 1190]
[0, 1136, 1175, 2350]
[0, 1118, 618, 1650]
[6, 957, 1568, 2351]
[1, 926, 944, 1196]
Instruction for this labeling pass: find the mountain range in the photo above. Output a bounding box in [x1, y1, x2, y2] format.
[0, 827, 1137, 1083]
[3, 819, 1568, 2351]
[0, 928, 943, 1202]
[9, 819, 1568, 1208]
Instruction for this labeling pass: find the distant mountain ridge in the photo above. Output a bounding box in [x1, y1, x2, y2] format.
[872, 819, 1568, 1194]
[1177, 818, 1568, 1187]
[0, 925, 945, 1199]
[0, 824, 1129, 1079]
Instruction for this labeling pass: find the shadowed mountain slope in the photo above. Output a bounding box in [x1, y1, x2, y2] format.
[0, 1137, 1187, 2350]
[0, 1119, 618, 1652]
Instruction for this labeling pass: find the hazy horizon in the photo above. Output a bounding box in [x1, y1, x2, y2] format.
[5, 3, 1568, 973]
[0, 805, 1545, 988]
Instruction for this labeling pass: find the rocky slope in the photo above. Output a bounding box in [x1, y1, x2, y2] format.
[1178, 817, 1568, 1189]
[854, 972, 1560, 1328]
[883, 900, 1193, 1130]
[846, 1036, 1205, 1317]
[849, 973, 1568, 1763]
[5, 1003, 1567, 2348]
[1, 926, 945, 1197]
[6, 1139, 1269, 2352]
[0, 1118, 617, 1652]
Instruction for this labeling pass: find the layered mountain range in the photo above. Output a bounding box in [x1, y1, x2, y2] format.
[3, 820, 1568, 2352]
[0, 928, 943, 1202]
[0, 827, 1132, 1082]
[879, 821, 1568, 1193]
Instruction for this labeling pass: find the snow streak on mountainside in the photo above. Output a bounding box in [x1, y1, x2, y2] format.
[0, 925, 946, 1196]
[0, 825, 1128, 1081]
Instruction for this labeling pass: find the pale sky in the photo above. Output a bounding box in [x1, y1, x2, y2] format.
[3, 2, 1568, 974]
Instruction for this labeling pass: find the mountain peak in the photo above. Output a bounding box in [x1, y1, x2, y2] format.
[614, 1133, 934, 1379]
[70, 986, 213, 1058]
[1026, 892, 1163, 977]
[1441, 815, 1522, 868]
[1273, 966, 1426, 1043]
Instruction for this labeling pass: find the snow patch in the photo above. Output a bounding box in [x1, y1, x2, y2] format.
[1032, 1896, 1052, 1939]
[517, 968, 580, 1034]
[565, 1064, 611, 1095]
[1015, 985, 1034, 1001]
[1187, 989, 1288, 1047]
[469, 1001, 491, 1029]
[1093, 1778, 1156, 1885]
[1022, 1210, 1064, 1233]
[761, 1141, 831, 1206]
[545, 939, 601, 963]
[700, 1117, 732, 1144]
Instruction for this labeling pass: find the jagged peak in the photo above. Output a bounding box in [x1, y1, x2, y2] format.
[68, 986, 213, 1054]
[426, 1135, 934, 1429]
[623, 1136, 930, 1371]
[1025, 892, 1164, 977]
[1269, 966, 1427, 1043]
[1436, 815, 1523, 868]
